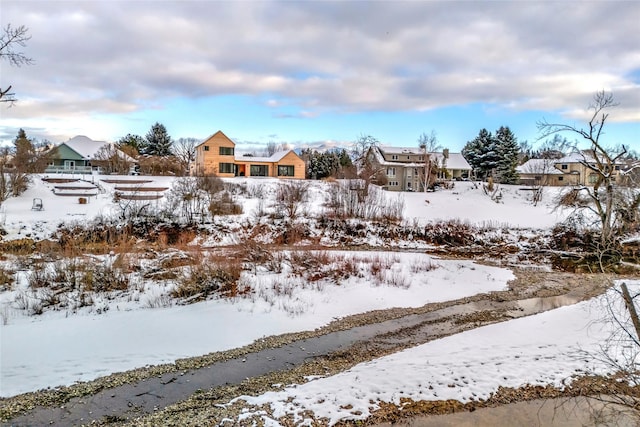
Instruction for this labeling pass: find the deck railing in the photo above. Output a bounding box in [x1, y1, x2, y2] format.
[44, 165, 96, 174]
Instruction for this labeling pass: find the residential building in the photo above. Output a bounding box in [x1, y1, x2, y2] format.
[367, 146, 471, 192]
[194, 131, 305, 179]
[45, 135, 134, 174]
[517, 150, 624, 186]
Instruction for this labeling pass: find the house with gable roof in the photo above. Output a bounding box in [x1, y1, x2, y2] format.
[194, 131, 305, 179]
[45, 135, 135, 174]
[366, 145, 471, 191]
[517, 150, 624, 186]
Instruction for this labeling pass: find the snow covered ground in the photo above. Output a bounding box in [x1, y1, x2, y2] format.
[230, 282, 639, 425]
[0, 174, 566, 241]
[0, 173, 620, 425]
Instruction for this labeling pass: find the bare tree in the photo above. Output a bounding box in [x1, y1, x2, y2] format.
[93, 144, 132, 175]
[538, 90, 636, 268]
[0, 24, 33, 104]
[173, 137, 199, 175]
[418, 130, 441, 192]
[351, 134, 379, 168]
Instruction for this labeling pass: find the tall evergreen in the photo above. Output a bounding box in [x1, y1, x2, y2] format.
[463, 127, 521, 183]
[495, 126, 520, 184]
[462, 128, 496, 180]
[13, 128, 38, 172]
[142, 123, 173, 156]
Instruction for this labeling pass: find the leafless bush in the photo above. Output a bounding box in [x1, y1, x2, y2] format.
[81, 262, 130, 292]
[28, 262, 54, 288]
[327, 182, 404, 223]
[144, 292, 173, 309]
[172, 256, 242, 301]
[410, 257, 437, 273]
[275, 181, 309, 219]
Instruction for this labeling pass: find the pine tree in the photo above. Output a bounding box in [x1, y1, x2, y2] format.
[462, 128, 497, 180]
[495, 126, 520, 184]
[13, 128, 38, 172]
[142, 123, 173, 156]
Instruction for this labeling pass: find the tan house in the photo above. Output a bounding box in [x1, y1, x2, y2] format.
[194, 131, 305, 179]
[367, 146, 471, 192]
[517, 150, 623, 187]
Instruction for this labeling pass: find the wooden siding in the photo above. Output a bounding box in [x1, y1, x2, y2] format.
[195, 130, 306, 179]
[195, 131, 236, 177]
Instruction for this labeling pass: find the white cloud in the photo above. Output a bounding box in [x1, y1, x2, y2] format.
[1, 1, 638, 143]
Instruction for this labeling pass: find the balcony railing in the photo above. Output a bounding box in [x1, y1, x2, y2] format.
[44, 165, 96, 174]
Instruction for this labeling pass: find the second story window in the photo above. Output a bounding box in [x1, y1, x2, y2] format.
[391, 155, 398, 160]
[387, 167, 396, 177]
[561, 164, 568, 170]
[203, 146, 210, 151]
[220, 146, 234, 156]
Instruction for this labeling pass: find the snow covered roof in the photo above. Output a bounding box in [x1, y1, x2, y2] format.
[234, 150, 294, 163]
[431, 152, 471, 170]
[516, 159, 563, 175]
[61, 135, 135, 162]
[378, 146, 425, 155]
[371, 147, 471, 170]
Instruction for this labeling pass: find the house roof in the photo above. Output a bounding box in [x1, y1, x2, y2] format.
[61, 135, 135, 162]
[234, 150, 295, 163]
[516, 159, 563, 175]
[196, 130, 235, 149]
[378, 146, 425, 155]
[431, 152, 471, 171]
[371, 147, 471, 170]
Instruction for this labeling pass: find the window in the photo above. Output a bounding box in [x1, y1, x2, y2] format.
[419, 156, 424, 161]
[250, 164, 269, 176]
[561, 164, 568, 170]
[278, 165, 295, 176]
[389, 181, 399, 186]
[386, 167, 396, 177]
[203, 146, 210, 151]
[558, 176, 564, 181]
[391, 155, 398, 160]
[219, 146, 234, 155]
[588, 173, 598, 184]
[407, 156, 410, 160]
[615, 165, 621, 171]
[219, 162, 234, 174]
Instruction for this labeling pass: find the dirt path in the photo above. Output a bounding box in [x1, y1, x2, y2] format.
[1, 270, 615, 426]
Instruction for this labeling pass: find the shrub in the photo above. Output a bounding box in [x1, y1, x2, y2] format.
[172, 257, 242, 302]
[82, 263, 130, 292]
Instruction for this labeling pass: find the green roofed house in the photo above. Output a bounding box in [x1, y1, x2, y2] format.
[45, 135, 135, 174]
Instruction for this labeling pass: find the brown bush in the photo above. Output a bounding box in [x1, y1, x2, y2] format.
[172, 256, 242, 302]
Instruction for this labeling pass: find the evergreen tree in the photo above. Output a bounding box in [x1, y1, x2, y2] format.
[13, 128, 39, 172]
[495, 126, 520, 184]
[462, 128, 497, 180]
[117, 133, 144, 156]
[142, 123, 173, 156]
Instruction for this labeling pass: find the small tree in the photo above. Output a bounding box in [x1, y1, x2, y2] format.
[418, 130, 441, 191]
[92, 144, 131, 175]
[173, 137, 199, 175]
[538, 90, 636, 268]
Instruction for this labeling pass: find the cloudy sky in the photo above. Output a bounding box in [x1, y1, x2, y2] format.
[1, 1, 639, 152]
